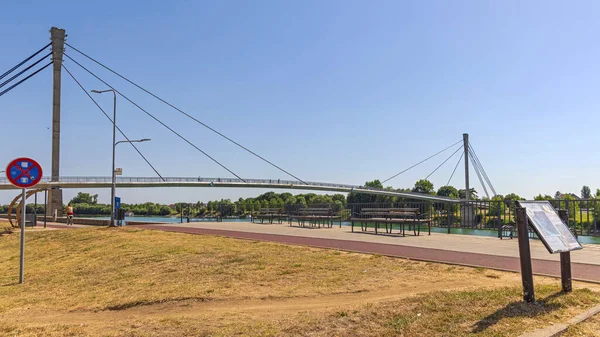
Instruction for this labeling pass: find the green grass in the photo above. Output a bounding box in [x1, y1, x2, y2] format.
[561, 313, 600, 337]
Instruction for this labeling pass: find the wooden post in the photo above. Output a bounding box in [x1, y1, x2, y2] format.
[558, 209, 573, 293]
[515, 207, 535, 303]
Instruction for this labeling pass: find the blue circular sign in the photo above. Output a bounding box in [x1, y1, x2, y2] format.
[6, 158, 43, 188]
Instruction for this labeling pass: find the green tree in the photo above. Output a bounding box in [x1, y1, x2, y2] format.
[534, 194, 553, 201]
[332, 194, 346, 205]
[412, 179, 434, 194]
[458, 188, 478, 200]
[582, 186, 591, 199]
[147, 204, 156, 215]
[69, 192, 98, 205]
[488, 195, 505, 217]
[437, 185, 458, 198]
[563, 194, 581, 221]
[159, 206, 171, 216]
[503, 193, 525, 207]
[260, 200, 269, 209]
[296, 196, 307, 206]
[347, 180, 383, 204]
[554, 191, 562, 199]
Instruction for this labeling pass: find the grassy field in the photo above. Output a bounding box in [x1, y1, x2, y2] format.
[0, 221, 13, 235]
[561, 314, 600, 336]
[0, 226, 599, 336]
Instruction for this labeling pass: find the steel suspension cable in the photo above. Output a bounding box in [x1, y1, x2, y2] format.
[470, 146, 494, 196]
[0, 42, 51, 81]
[425, 145, 463, 180]
[0, 62, 51, 97]
[468, 143, 496, 195]
[0, 53, 51, 89]
[382, 140, 462, 184]
[64, 42, 307, 185]
[469, 148, 489, 199]
[64, 54, 245, 182]
[62, 64, 165, 181]
[446, 152, 464, 186]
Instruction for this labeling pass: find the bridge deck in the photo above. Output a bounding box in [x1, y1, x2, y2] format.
[0, 176, 458, 203]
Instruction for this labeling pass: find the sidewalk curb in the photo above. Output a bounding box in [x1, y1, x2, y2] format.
[519, 303, 600, 337]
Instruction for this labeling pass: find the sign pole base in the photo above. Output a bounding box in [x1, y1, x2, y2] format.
[19, 188, 25, 284]
[558, 210, 573, 292]
[515, 207, 535, 303]
[560, 252, 572, 292]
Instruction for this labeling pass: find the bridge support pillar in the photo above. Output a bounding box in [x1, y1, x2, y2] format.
[463, 133, 470, 201]
[49, 27, 66, 219]
[48, 188, 63, 220]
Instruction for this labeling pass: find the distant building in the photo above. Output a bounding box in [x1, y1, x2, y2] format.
[559, 193, 581, 200]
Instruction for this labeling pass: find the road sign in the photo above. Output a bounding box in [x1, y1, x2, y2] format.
[6, 157, 43, 285]
[115, 168, 122, 176]
[115, 197, 121, 210]
[6, 158, 43, 188]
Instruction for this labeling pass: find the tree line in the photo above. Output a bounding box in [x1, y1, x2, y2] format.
[1, 182, 595, 217]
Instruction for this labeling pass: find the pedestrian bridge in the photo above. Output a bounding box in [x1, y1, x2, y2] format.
[0, 176, 458, 203]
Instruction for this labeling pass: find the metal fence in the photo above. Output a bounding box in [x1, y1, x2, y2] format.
[195, 199, 600, 237]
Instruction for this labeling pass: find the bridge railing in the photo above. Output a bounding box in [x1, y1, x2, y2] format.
[0, 176, 361, 189]
[189, 199, 599, 237]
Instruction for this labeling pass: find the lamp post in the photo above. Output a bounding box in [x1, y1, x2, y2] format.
[91, 88, 151, 227]
[91, 89, 117, 226]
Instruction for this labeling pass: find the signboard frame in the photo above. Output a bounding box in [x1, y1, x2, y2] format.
[6, 157, 43, 188]
[517, 201, 582, 254]
[6, 157, 43, 285]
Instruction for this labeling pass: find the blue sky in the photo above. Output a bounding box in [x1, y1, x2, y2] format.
[1, 0, 600, 204]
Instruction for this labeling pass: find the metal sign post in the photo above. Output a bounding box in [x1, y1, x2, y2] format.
[6, 157, 43, 284]
[515, 207, 535, 303]
[558, 210, 572, 292]
[20, 188, 25, 283]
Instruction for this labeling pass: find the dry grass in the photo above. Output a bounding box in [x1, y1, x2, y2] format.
[560, 314, 600, 337]
[117, 285, 598, 337]
[0, 220, 13, 232]
[0, 227, 491, 313]
[0, 226, 599, 336]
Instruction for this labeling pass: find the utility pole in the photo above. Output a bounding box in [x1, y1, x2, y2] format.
[49, 27, 66, 219]
[463, 133, 470, 201]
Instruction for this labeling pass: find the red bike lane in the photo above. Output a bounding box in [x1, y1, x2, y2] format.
[141, 225, 600, 283]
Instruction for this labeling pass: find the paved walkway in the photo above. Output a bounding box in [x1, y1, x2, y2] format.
[8, 218, 600, 282]
[134, 221, 600, 282]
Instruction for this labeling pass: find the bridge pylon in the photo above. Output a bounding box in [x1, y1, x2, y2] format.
[49, 26, 66, 218]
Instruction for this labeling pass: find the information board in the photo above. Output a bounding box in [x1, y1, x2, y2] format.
[517, 201, 582, 254]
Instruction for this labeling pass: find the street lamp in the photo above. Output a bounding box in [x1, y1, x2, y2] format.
[115, 138, 151, 146]
[91, 89, 118, 226]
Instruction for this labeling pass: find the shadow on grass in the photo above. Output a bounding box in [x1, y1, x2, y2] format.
[0, 282, 19, 287]
[472, 292, 566, 333]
